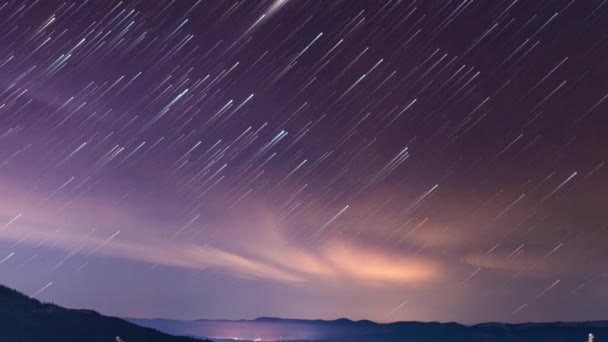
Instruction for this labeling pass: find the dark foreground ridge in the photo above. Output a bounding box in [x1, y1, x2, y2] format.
[131, 316, 608, 342]
[0, 284, 209, 342]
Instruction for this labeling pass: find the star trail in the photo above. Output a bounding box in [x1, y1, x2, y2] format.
[0, 0, 607, 323]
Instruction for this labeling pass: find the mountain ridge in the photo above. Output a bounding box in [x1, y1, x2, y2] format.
[129, 316, 607, 342]
[134, 315, 608, 327]
[0, 284, 210, 342]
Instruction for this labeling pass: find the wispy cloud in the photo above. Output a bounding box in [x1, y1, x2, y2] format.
[0, 182, 440, 286]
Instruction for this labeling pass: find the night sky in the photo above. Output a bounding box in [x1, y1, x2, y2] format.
[0, 0, 607, 324]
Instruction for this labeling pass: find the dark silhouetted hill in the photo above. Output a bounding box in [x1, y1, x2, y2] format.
[0, 284, 210, 342]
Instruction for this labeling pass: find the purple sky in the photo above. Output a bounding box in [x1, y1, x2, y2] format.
[0, 0, 607, 323]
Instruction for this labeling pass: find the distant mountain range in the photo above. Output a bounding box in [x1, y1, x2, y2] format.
[130, 316, 608, 342]
[2, 282, 605, 342]
[0, 284, 208, 342]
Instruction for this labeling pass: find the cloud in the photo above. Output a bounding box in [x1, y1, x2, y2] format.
[321, 240, 438, 283]
[465, 252, 532, 272]
[0, 181, 441, 286]
[464, 246, 583, 275]
[0, 218, 440, 285]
